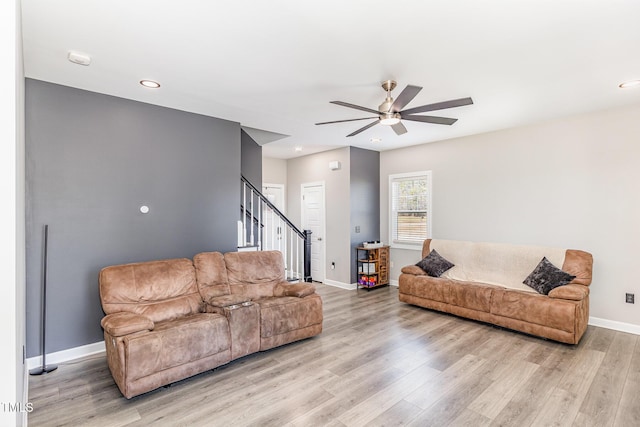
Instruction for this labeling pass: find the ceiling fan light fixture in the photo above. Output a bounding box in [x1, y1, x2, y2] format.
[379, 113, 401, 126]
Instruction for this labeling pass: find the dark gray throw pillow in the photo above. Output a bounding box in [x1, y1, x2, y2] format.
[523, 257, 576, 295]
[415, 249, 455, 277]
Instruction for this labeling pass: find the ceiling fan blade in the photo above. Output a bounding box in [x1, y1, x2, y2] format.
[402, 115, 458, 125]
[315, 117, 379, 125]
[390, 85, 422, 113]
[331, 101, 380, 115]
[401, 97, 473, 115]
[347, 120, 380, 137]
[391, 122, 408, 135]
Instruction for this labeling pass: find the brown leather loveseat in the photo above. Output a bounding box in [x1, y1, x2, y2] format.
[99, 250, 322, 399]
[399, 239, 592, 344]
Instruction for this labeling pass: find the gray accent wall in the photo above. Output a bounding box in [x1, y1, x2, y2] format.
[349, 147, 380, 283]
[241, 129, 262, 188]
[25, 79, 241, 356]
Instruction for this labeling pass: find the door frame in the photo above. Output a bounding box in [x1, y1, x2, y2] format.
[301, 181, 326, 283]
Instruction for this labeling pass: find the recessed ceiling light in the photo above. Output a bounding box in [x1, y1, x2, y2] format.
[140, 80, 161, 88]
[618, 80, 640, 89]
[294, 146, 303, 152]
[370, 138, 382, 143]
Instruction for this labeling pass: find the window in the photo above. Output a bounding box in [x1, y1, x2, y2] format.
[389, 171, 432, 249]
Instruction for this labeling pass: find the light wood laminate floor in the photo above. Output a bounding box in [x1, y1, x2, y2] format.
[28, 284, 640, 426]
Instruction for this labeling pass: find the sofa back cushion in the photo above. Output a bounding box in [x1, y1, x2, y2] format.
[423, 239, 587, 293]
[99, 258, 202, 323]
[193, 251, 231, 301]
[224, 250, 285, 299]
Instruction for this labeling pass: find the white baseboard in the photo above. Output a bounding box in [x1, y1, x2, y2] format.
[390, 279, 399, 287]
[22, 363, 28, 427]
[26, 341, 105, 370]
[323, 279, 356, 290]
[588, 317, 640, 336]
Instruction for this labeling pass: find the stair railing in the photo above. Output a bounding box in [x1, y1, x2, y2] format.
[240, 176, 311, 282]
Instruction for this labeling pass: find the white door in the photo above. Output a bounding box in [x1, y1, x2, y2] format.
[262, 184, 285, 213]
[262, 184, 285, 251]
[301, 182, 326, 282]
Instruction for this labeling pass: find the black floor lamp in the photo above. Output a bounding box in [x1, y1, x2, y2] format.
[30, 224, 57, 375]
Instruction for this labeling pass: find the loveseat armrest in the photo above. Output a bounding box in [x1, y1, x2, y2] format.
[274, 282, 316, 298]
[548, 284, 589, 301]
[101, 312, 154, 337]
[206, 294, 252, 308]
[401, 265, 428, 276]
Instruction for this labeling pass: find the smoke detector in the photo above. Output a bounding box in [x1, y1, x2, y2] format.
[67, 51, 91, 66]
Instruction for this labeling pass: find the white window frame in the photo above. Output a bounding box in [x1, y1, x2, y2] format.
[389, 171, 432, 250]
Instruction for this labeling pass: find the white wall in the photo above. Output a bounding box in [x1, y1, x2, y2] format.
[381, 103, 640, 327]
[286, 147, 352, 285]
[1, 0, 26, 425]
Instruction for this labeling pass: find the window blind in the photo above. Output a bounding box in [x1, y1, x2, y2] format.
[390, 172, 431, 246]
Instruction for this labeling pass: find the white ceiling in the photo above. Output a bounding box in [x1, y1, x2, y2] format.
[21, 0, 640, 159]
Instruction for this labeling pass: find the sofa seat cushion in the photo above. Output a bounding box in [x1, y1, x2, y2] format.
[124, 313, 230, 381]
[399, 274, 497, 313]
[490, 289, 577, 333]
[448, 280, 501, 313]
[399, 274, 450, 304]
[255, 294, 323, 338]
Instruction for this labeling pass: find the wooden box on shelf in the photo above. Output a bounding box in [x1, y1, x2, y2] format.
[356, 245, 390, 291]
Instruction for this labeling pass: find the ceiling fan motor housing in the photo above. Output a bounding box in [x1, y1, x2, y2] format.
[378, 96, 394, 113]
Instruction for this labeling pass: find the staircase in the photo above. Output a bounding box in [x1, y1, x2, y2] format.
[240, 176, 311, 282]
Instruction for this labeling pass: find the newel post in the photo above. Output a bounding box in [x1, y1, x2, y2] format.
[303, 229, 312, 282]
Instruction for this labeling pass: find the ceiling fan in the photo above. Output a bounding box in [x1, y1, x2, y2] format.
[315, 80, 473, 137]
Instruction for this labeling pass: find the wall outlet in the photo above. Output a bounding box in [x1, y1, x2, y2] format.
[331, 262, 335, 270]
[355, 225, 360, 233]
[626, 293, 635, 304]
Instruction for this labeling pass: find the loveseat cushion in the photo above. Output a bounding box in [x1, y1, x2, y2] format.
[224, 251, 286, 299]
[193, 252, 231, 300]
[274, 282, 316, 298]
[99, 258, 202, 323]
[255, 294, 323, 338]
[124, 313, 230, 382]
[101, 312, 154, 337]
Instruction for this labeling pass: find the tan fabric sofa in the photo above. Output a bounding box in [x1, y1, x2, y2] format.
[399, 239, 593, 344]
[99, 250, 322, 398]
